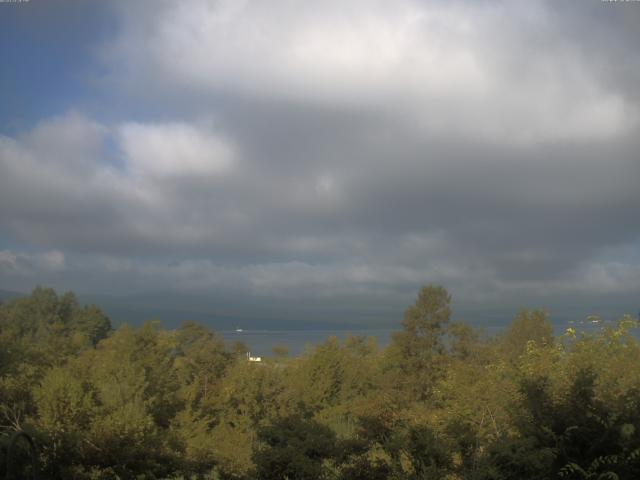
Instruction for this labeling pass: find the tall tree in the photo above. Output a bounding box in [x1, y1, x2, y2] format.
[389, 285, 451, 400]
[501, 309, 553, 362]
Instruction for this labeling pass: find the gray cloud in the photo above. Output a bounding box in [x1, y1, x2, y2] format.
[1, 0, 640, 325]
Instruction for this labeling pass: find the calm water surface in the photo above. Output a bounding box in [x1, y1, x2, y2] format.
[218, 321, 613, 357]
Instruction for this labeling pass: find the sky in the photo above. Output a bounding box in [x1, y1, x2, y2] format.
[1, 0, 639, 327]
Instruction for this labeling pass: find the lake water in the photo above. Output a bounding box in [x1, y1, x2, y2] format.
[218, 321, 614, 357]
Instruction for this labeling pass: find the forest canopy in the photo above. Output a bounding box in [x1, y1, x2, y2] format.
[1, 286, 639, 479]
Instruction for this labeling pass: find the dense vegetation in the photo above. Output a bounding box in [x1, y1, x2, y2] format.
[1, 286, 639, 479]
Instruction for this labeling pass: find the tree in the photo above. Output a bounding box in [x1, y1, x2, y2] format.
[501, 309, 553, 362]
[69, 304, 111, 346]
[448, 321, 482, 361]
[252, 415, 338, 480]
[389, 285, 451, 400]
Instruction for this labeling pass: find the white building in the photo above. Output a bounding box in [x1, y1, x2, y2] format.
[246, 352, 262, 362]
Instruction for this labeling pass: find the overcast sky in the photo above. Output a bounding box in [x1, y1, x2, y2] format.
[1, 0, 639, 326]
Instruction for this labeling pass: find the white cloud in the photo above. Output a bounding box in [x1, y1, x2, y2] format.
[0, 251, 19, 273]
[106, 0, 637, 143]
[132, 0, 486, 101]
[0, 112, 240, 249]
[118, 122, 234, 179]
[578, 261, 640, 295]
[40, 250, 65, 271]
[25, 112, 108, 170]
[0, 249, 65, 275]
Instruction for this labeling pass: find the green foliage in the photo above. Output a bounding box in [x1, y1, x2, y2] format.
[388, 284, 451, 400]
[252, 415, 338, 480]
[2, 285, 640, 479]
[500, 309, 554, 362]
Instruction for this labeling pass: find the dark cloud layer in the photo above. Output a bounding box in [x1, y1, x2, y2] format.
[1, 0, 639, 325]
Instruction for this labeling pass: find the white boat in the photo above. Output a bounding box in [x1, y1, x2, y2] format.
[235, 328, 243, 333]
